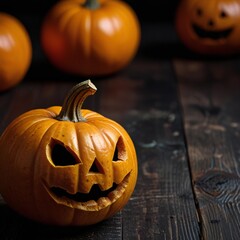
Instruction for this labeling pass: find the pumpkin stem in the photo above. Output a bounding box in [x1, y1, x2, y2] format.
[82, 0, 100, 10]
[56, 80, 97, 122]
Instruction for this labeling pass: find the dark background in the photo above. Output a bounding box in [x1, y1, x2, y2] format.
[0, 1, 181, 80]
[0, 1, 179, 23]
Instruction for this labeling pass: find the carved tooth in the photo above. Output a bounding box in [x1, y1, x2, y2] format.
[97, 197, 111, 208]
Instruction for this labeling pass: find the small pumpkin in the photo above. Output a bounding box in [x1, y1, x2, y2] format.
[0, 12, 32, 91]
[175, 0, 240, 55]
[0, 80, 138, 226]
[41, 0, 140, 76]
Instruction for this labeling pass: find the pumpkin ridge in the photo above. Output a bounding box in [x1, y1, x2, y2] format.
[53, 4, 79, 32]
[81, 109, 101, 119]
[87, 118, 122, 152]
[104, 120, 138, 180]
[0, 116, 55, 146]
[0, 109, 54, 137]
[60, 8, 81, 33]
[30, 121, 58, 220]
[76, 9, 91, 59]
[87, 125, 107, 174]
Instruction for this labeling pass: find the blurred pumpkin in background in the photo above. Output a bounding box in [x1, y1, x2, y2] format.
[41, 0, 141, 77]
[175, 0, 240, 55]
[0, 80, 138, 226]
[0, 13, 32, 91]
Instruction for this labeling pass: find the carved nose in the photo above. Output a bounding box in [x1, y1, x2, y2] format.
[208, 19, 215, 27]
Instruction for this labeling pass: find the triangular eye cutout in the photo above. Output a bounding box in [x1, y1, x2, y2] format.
[89, 158, 103, 173]
[113, 137, 127, 162]
[48, 138, 80, 166]
[51, 143, 78, 166]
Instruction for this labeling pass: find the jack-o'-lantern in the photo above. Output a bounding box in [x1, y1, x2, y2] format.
[175, 0, 240, 55]
[0, 80, 138, 226]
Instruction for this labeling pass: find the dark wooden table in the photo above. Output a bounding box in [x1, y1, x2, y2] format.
[0, 23, 240, 240]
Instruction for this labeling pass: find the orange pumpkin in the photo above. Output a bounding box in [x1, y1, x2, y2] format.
[175, 0, 240, 55]
[41, 0, 141, 76]
[0, 13, 32, 91]
[0, 80, 138, 226]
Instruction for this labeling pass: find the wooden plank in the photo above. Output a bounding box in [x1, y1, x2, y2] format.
[174, 59, 240, 240]
[98, 59, 200, 239]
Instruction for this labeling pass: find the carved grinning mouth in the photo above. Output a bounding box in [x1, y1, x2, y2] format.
[51, 183, 118, 202]
[44, 172, 131, 211]
[192, 23, 233, 40]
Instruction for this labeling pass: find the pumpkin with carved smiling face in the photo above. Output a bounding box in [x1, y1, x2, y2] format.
[175, 0, 240, 54]
[0, 80, 138, 226]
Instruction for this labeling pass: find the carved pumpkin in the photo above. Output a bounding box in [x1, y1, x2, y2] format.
[0, 12, 32, 91]
[0, 80, 138, 226]
[41, 0, 140, 76]
[175, 0, 240, 55]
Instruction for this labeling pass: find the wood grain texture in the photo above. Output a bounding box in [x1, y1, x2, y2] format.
[174, 59, 240, 240]
[98, 59, 200, 239]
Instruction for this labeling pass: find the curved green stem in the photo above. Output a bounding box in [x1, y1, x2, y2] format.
[56, 80, 97, 122]
[82, 0, 100, 10]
